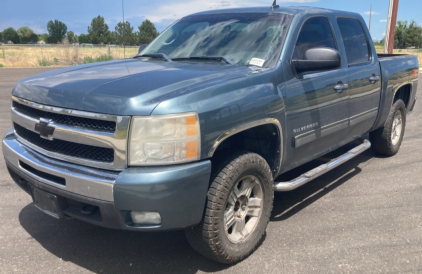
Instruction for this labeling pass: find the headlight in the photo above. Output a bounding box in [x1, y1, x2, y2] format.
[129, 112, 200, 165]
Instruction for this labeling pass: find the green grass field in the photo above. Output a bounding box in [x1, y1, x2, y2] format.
[0, 45, 138, 67]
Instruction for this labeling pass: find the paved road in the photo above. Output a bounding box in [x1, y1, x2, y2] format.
[0, 68, 421, 274]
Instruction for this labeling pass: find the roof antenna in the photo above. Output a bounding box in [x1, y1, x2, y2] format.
[271, 0, 279, 10]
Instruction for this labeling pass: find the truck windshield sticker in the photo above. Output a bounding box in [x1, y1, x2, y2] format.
[249, 58, 266, 67]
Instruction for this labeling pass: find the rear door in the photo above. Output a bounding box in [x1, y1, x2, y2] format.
[337, 17, 381, 138]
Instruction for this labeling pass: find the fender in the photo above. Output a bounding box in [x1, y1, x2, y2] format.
[207, 118, 284, 175]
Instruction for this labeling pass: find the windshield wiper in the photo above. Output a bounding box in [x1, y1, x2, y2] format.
[173, 56, 235, 65]
[136, 53, 172, 62]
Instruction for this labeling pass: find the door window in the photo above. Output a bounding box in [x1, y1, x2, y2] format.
[337, 18, 370, 65]
[293, 17, 336, 60]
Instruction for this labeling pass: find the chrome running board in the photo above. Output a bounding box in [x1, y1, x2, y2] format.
[274, 139, 371, 192]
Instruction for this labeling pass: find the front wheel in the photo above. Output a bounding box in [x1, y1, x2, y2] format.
[185, 152, 274, 264]
[370, 99, 406, 156]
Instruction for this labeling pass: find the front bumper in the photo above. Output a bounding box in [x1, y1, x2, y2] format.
[3, 129, 212, 231]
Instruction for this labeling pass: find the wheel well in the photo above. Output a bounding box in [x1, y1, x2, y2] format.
[393, 84, 411, 108]
[210, 124, 281, 175]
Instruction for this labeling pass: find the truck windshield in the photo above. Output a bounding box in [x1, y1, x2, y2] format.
[138, 13, 292, 68]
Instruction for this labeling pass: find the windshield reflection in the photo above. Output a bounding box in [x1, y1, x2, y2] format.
[140, 13, 292, 68]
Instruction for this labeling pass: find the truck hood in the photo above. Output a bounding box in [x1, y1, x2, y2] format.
[12, 59, 248, 116]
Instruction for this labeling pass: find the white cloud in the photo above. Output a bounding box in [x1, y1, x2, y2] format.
[139, 0, 319, 23]
[362, 11, 380, 15]
[380, 19, 387, 22]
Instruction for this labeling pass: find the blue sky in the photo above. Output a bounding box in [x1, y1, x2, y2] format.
[1, 0, 421, 41]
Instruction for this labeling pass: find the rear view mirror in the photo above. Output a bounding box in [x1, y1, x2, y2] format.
[138, 44, 149, 54]
[292, 48, 341, 73]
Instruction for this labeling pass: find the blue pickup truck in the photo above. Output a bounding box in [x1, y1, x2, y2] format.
[3, 5, 418, 264]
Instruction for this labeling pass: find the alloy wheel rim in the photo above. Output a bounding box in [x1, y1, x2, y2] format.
[391, 111, 403, 146]
[224, 175, 264, 244]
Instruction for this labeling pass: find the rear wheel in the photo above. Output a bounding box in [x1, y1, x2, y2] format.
[185, 152, 274, 264]
[370, 99, 406, 156]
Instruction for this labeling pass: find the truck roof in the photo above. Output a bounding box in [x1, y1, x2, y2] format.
[190, 6, 360, 18]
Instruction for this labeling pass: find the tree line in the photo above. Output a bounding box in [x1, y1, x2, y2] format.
[394, 20, 422, 49]
[373, 20, 422, 49]
[0, 16, 159, 45]
[2, 17, 421, 49]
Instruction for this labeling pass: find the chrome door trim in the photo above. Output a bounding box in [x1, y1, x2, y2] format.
[349, 107, 378, 126]
[294, 118, 349, 148]
[293, 107, 379, 148]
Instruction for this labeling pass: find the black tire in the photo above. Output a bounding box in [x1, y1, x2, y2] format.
[370, 99, 406, 156]
[185, 152, 274, 264]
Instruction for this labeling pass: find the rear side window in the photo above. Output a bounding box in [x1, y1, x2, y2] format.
[293, 17, 336, 60]
[337, 18, 370, 65]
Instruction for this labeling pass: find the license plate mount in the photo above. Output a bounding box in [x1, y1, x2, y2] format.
[30, 186, 64, 219]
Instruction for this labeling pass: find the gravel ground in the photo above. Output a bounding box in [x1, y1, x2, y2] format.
[0, 68, 421, 274]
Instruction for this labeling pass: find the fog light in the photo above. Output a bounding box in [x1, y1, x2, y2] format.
[130, 211, 161, 225]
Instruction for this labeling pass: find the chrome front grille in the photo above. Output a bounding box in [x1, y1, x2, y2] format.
[14, 123, 115, 162]
[12, 101, 116, 132]
[11, 96, 131, 170]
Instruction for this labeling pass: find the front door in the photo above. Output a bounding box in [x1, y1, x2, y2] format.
[283, 16, 349, 169]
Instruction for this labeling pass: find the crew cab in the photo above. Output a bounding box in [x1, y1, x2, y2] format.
[3, 5, 418, 264]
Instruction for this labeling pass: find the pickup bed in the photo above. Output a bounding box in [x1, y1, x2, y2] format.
[3, 6, 418, 264]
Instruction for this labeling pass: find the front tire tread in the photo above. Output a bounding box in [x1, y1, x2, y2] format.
[186, 152, 273, 264]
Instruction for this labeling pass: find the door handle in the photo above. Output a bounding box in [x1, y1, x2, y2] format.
[334, 82, 349, 93]
[369, 74, 380, 84]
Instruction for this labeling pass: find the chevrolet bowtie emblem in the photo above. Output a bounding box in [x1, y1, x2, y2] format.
[34, 118, 55, 140]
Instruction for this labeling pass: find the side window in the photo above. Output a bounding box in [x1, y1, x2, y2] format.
[294, 17, 336, 60]
[337, 18, 370, 65]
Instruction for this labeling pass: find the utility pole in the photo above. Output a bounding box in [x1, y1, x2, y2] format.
[369, 4, 372, 31]
[384, 0, 400, 54]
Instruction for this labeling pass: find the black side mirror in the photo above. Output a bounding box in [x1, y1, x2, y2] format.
[138, 44, 149, 54]
[292, 48, 341, 73]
